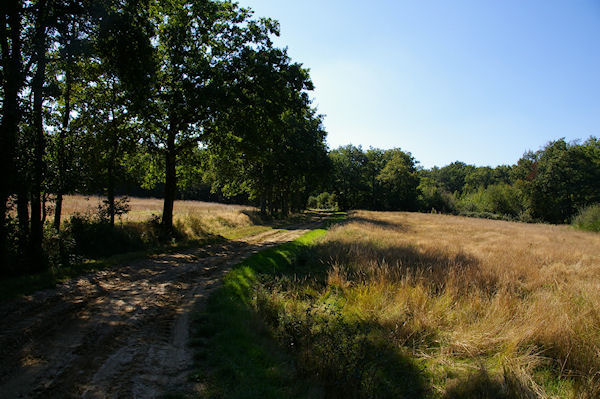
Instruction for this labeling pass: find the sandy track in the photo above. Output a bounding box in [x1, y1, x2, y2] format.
[0, 222, 318, 398]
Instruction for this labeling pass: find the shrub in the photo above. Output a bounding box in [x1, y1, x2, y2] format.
[418, 184, 457, 214]
[572, 204, 600, 232]
[457, 184, 524, 219]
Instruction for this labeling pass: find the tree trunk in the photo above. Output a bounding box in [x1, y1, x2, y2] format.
[260, 194, 266, 215]
[17, 189, 29, 248]
[41, 193, 48, 226]
[54, 58, 72, 231]
[0, 198, 7, 271]
[0, 0, 23, 272]
[53, 193, 63, 230]
[107, 164, 115, 227]
[162, 126, 177, 233]
[29, 3, 49, 271]
[281, 191, 289, 217]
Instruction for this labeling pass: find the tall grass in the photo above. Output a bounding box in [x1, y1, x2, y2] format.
[256, 211, 600, 398]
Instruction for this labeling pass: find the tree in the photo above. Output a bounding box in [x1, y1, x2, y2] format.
[434, 161, 475, 194]
[329, 145, 369, 210]
[377, 149, 419, 210]
[204, 46, 329, 216]
[144, 0, 279, 231]
[0, 0, 25, 268]
[515, 138, 600, 223]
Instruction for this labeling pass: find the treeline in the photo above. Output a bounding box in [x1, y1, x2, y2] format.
[317, 138, 600, 225]
[0, 0, 327, 275]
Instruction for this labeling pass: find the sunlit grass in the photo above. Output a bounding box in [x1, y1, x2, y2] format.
[257, 211, 600, 398]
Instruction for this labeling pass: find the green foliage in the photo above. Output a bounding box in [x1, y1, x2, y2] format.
[431, 162, 475, 194]
[515, 138, 600, 224]
[417, 176, 457, 214]
[572, 204, 600, 232]
[457, 184, 524, 218]
[203, 46, 329, 217]
[268, 301, 429, 398]
[66, 214, 162, 259]
[377, 149, 420, 211]
[308, 192, 338, 210]
[328, 145, 420, 211]
[1, 0, 332, 276]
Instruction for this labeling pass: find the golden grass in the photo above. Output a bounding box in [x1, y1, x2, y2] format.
[270, 211, 600, 398]
[57, 195, 263, 238]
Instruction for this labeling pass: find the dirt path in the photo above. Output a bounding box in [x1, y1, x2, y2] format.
[0, 221, 320, 398]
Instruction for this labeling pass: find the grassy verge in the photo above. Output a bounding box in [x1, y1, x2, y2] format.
[190, 229, 329, 398]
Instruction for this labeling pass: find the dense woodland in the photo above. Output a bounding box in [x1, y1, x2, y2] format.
[320, 137, 600, 225]
[1, 0, 599, 278]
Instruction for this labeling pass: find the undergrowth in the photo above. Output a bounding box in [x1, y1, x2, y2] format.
[572, 203, 600, 232]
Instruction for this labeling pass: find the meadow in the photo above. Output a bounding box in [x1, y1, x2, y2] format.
[57, 195, 262, 236]
[238, 211, 600, 398]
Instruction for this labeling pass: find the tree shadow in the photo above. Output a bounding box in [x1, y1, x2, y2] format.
[304, 238, 491, 296]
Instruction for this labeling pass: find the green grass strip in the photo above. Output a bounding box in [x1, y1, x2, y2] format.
[190, 228, 328, 399]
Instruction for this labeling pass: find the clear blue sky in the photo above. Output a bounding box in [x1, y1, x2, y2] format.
[241, 0, 600, 168]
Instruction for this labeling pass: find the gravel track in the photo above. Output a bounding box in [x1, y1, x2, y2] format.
[0, 222, 319, 398]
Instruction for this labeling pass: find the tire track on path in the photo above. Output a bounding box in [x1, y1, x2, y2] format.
[0, 219, 322, 398]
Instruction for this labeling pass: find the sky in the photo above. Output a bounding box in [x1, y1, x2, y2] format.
[240, 0, 600, 168]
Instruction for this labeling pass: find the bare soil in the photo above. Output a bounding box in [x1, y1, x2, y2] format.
[0, 222, 319, 398]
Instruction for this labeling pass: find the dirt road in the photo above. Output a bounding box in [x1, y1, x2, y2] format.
[0, 223, 318, 398]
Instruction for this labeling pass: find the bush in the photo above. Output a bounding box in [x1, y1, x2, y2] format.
[572, 204, 600, 232]
[418, 184, 457, 214]
[457, 184, 524, 219]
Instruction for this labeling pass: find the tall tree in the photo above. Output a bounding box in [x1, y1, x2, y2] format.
[0, 0, 25, 269]
[377, 149, 420, 211]
[204, 45, 328, 216]
[145, 0, 278, 231]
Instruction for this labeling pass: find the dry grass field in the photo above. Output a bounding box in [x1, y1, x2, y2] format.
[56, 195, 264, 239]
[261, 210, 600, 398]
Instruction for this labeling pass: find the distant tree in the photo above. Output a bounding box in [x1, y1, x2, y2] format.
[434, 161, 475, 194]
[364, 148, 387, 210]
[464, 166, 494, 192]
[515, 138, 600, 223]
[377, 149, 419, 210]
[329, 145, 369, 210]
[204, 46, 328, 216]
[417, 174, 457, 213]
